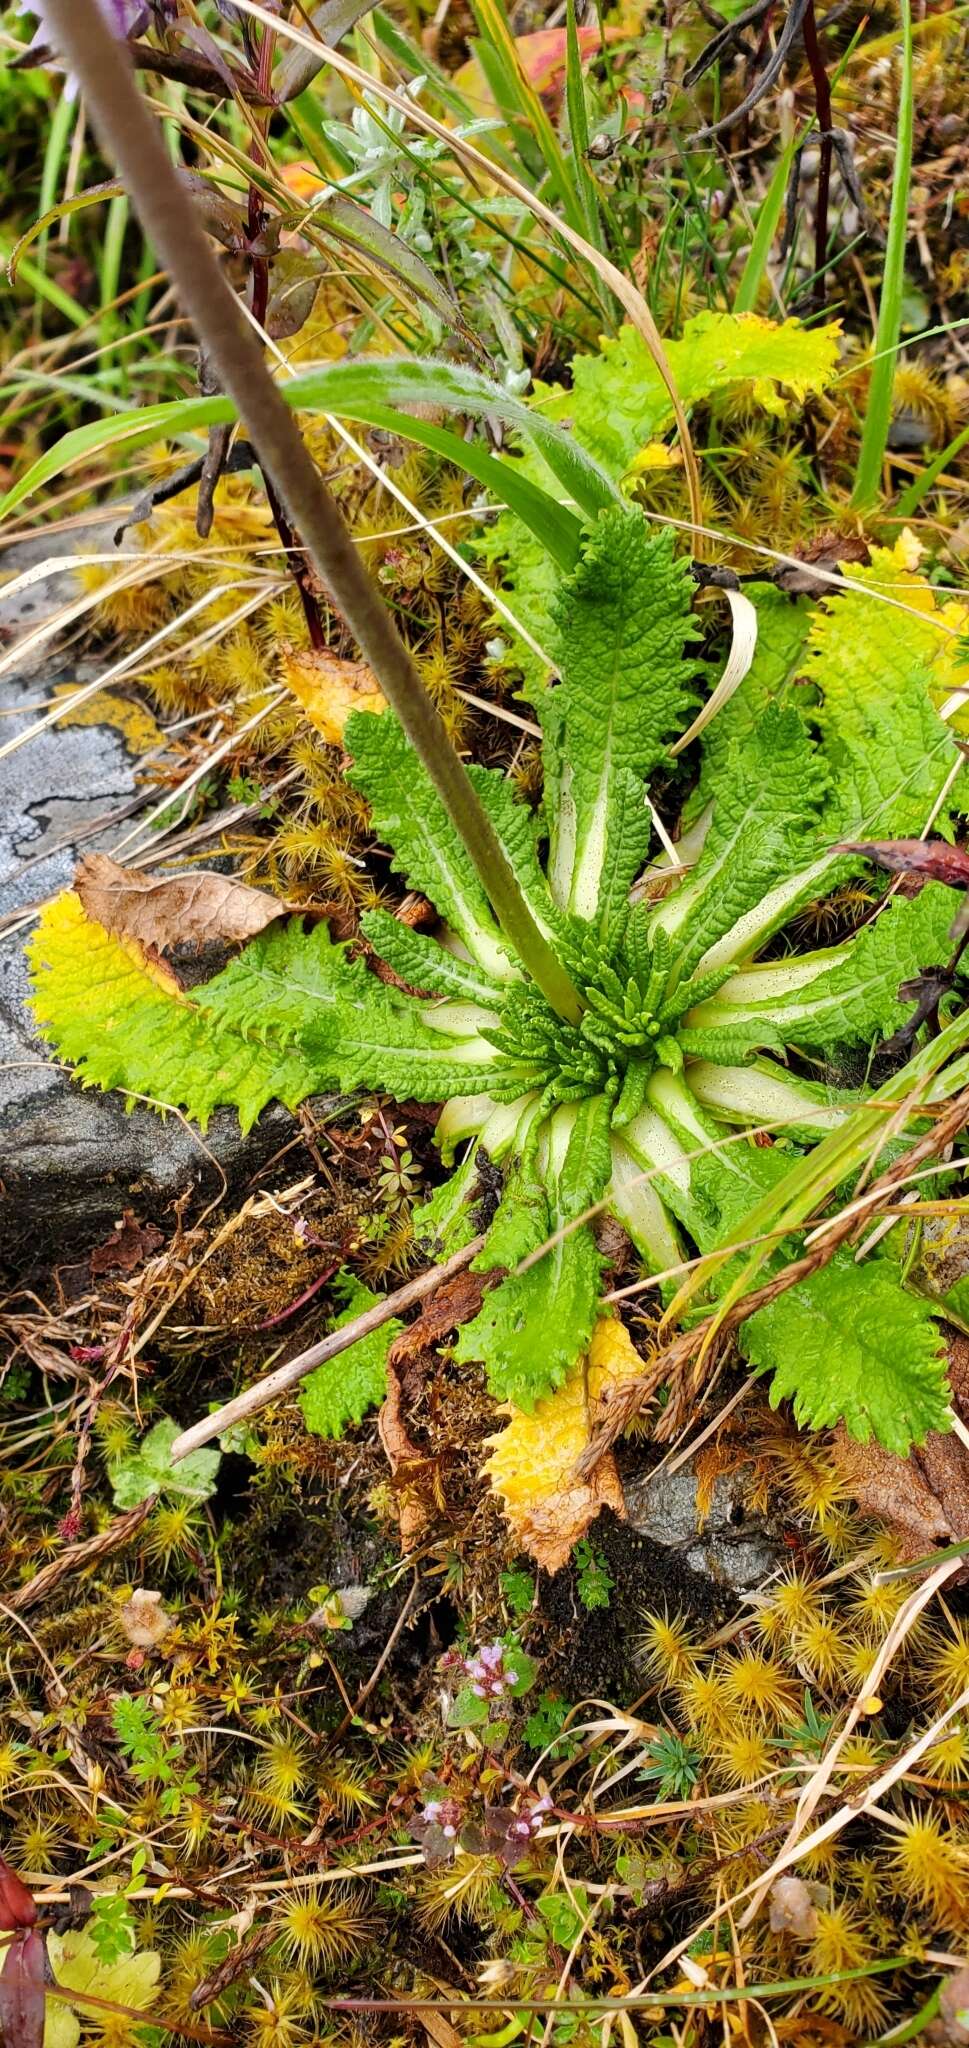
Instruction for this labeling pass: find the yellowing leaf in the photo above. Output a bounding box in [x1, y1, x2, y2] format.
[626, 442, 682, 477]
[28, 892, 319, 1130]
[485, 1315, 643, 1572]
[279, 643, 385, 744]
[44, 1928, 161, 2048]
[586, 1313, 646, 1404]
[818, 531, 969, 732]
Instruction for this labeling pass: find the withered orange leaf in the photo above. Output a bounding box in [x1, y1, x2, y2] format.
[279, 642, 384, 745]
[486, 1317, 643, 1573]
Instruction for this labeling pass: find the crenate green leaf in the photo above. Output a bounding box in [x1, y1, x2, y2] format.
[745, 1251, 950, 1454]
[108, 1418, 220, 1508]
[299, 1273, 403, 1438]
[360, 910, 506, 1007]
[456, 1098, 610, 1406]
[688, 583, 813, 820]
[195, 909, 502, 1102]
[651, 705, 829, 981]
[808, 552, 968, 844]
[347, 709, 514, 982]
[681, 885, 957, 1061]
[544, 513, 697, 921]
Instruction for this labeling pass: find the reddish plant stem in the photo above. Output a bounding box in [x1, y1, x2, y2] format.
[245, 26, 327, 648]
[801, 0, 833, 312]
[255, 1260, 340, 1329]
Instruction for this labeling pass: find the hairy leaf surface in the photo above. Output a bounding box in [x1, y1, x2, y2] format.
[299, 1273, 402, 1438]
[545, 513, 696, 920]
[745, 1251, 950, 1453]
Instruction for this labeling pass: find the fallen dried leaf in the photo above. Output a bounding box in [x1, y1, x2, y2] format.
[378, 1361, 440, 1552]
[770, 529, 870, 596]
[838, 837, 969, 890]
[422, 2010, 464, 2048]
[389, 1270, 488, 1365]
[75, 854, 284, 956]
[831, 1421, 969, 1581]
[90, 1209, 164, 1277]
[279, 642, 384, 745]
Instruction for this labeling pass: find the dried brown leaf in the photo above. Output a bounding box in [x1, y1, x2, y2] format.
[771, 530, 870, 596]
[75, 854, 284, 955]
[389, 1271, 487, 1365]
[838, 837, 969, 889]
[378, 1361, 439, 1552]
[90, 1209, 164, 1277]
[832, 1418, 969, 1580]
[422, 2011, 464, 2048]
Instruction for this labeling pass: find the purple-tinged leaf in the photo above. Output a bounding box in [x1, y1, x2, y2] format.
[0, 1859, 36, 1932]
[839, 838, 969, 888]
[0, 1931, 46, 2048]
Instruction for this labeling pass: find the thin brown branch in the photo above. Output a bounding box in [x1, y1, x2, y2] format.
[801, 0, 834, 311]
[168, 1236, 486, 1464]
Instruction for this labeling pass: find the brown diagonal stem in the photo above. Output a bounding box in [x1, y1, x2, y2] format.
[44, 0, 581, 1024]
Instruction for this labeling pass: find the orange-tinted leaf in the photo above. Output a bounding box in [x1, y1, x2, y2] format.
[512, 23, 625, 93]
[279, 643, 385, 745]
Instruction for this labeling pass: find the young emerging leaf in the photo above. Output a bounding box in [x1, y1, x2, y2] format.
[544, 513, 697, 920]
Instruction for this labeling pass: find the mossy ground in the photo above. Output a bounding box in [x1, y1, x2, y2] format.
[4, 2, 969, 2040]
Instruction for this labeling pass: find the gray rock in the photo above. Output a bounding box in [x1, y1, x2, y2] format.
[623, 1459, 781, 1592]
[0, 529, 300, 1262]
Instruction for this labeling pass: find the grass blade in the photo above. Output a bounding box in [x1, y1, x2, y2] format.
[564, 0, 603, 253]
[734, 131, 798, 314]
[851, 0, 914, 507]
[0, 354, 601, 563]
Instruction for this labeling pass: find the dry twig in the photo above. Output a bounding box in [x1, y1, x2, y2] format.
[580, 1085, 969, 1473]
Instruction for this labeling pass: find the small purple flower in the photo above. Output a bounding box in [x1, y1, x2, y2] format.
[510, 1793, 552, 1842]
[465, 1642, 513, 1701]
[17, 0, 150, 93]
[415, 1792, 464, 1865]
